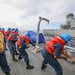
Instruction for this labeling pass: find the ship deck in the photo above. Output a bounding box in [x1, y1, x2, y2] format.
[0, 43, 75, 75]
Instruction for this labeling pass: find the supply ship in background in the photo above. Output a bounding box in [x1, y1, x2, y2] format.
[43, 13, 75, 38]
[43, 13, 75, 48]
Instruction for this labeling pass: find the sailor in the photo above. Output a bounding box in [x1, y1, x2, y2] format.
[41, 33, 75, 75]
[5, 28, 12, 50]
[7, 30, 18, 62]
[17, 35, 39, 69]
[0, 31, 11, 75]
[11, 28, 20, 55]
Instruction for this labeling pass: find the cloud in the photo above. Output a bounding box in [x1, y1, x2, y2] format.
[0, 0, 75, 30]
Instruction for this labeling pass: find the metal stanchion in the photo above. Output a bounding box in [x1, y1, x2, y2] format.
[34, 16, 49, 52]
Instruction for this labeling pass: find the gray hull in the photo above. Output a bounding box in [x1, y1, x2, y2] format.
[43, 29, 75, 38]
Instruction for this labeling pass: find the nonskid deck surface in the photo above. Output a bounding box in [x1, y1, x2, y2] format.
[0, 44, 75, 75]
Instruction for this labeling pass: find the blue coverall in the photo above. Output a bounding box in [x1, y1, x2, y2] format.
[0, 52, 10, 73]
[7, 33, 17, 59]
[42, 44, 63, 75]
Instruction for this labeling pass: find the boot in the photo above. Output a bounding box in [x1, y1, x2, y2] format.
[5, 72, 11, 75]
[26, 65, 34, 69]
[12, 58, 18, 62]
[41, 64, 47, 70]
[18, 55, 23, 60]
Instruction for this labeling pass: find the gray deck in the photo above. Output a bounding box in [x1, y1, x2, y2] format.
[0, 44, 75, 75]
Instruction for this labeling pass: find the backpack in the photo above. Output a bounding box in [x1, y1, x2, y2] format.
[0, 32, 4, 54]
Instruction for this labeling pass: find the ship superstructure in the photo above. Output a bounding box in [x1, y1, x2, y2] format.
[43, 13, 75, 38]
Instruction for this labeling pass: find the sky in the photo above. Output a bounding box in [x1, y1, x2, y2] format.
[0, 0, 75, 30]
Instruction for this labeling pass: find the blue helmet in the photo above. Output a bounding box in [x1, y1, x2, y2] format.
[61, 33, 72, 42]
[1, 28, 5, 31]
[15, 28, 19, 32]
[7, 28, 11, 31]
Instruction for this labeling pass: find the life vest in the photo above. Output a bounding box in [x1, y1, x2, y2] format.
[17, 35, 30, 47]
[8, 33, 17, 41]
[0, 30, 5, 36]
[0, 32, 4, 54]
[10, 30, 15, 34]
[0, 30, 6, 41]
[46, 36, 65, 55]
[5, 31, 11, 39]
[10, 30, 19, 36]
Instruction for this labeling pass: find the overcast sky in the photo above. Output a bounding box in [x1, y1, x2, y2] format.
[0, 0, 75, 30]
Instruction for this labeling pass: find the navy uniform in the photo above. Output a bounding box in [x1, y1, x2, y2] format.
[41, 34, 75, 75]
[7, 32, 18, 62]
[17, 35, 36, 69]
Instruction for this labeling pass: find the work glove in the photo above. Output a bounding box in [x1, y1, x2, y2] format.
[71, 58, 75, 63]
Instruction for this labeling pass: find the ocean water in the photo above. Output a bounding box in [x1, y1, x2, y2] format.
[19, 30, 43, 36]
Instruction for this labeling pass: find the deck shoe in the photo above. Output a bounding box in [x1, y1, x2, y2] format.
[12, 58, 18, 62]
[26, 65, 34, 69]
[5, 72, 11, 75]
[41, 64, 47, 70]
